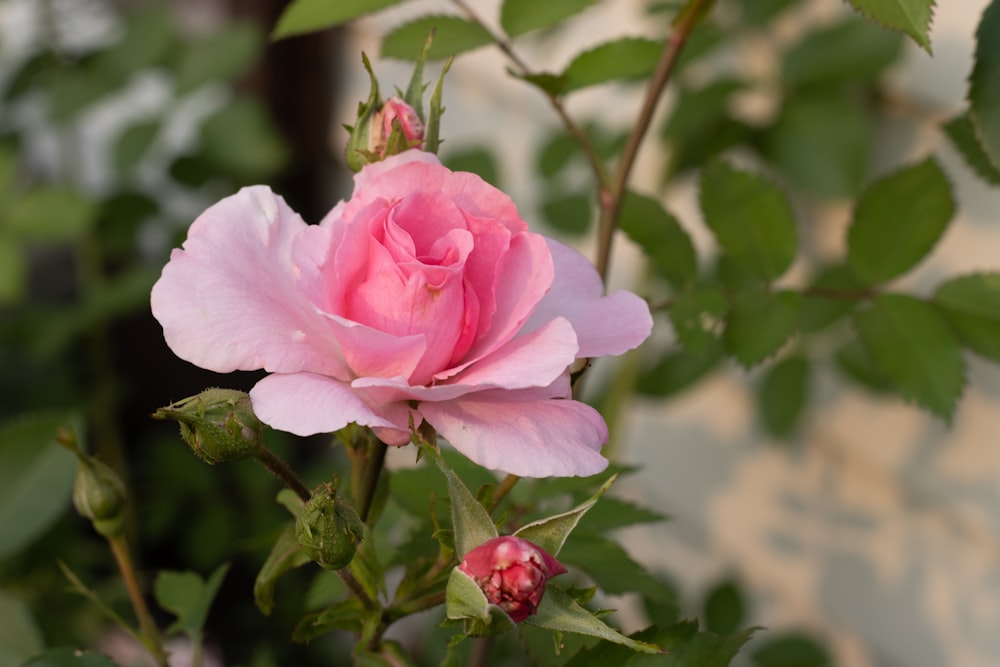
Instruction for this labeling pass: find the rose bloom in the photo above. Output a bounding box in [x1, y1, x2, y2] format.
[151, 150, 651, 477]
[459, 536, 566, 623]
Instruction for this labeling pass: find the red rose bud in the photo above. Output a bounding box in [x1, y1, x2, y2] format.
[369, 96, 425, 158]
[458, 536, 567, 623]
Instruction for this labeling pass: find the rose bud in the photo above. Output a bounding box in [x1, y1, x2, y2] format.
[458, 536, 567, 623]
[369, 96, 425, 158]
[72, 453, 127, 538]
[153, 388, 263, 465]
[296, 483, 364, 570]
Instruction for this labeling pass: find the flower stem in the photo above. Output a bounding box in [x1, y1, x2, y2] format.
[252, 446, 311, 502]
[357, 437, 388, 523]
[107, 534, 168, 667]
[488, 474, 520, 513]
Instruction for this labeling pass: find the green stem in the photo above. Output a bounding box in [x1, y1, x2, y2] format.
[488, 474, 520, 513]
[357, 438, 388, 523]
[108, 535, 168, 667]
[337, 565, 378, 611]
[252, 446, 311, 502]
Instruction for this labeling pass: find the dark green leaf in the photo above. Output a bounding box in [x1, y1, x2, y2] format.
[752, 632, 832, 666]
[292, 597, 368, 642]
[155, 564, 229, 635]
[501, 0, 600, 37]
[0, 590, 43, 666]
[0, 239, 26, 304]
[724, 290, 802, 367]
[699, 161, 797, 281]
[538, 131, 579, 178]
[620, 191, 697, 286]
[662, 79, 743, 141]
[0, 412, 78, 559]
[512, 71, 569, 96]
[174, 21, 262, 94]
[759, 356, 810, 437]
[846, 158, 955, 284]
[443, 147, 500, 187]
[637, 338, 724, 397]
[113, 121, 159, 177]
[574, 496, 665, 535]
[969, 0, 1000, 170]
[943, 112, 1000, 184]
[273, 0, 407, 39]
[97, 4, 174, 77]
[703, 579, 745, 636]
[738, 0, 802, 25]
[200, 98, 289, 182]
[7, 187, 97, 242]
[853, 294, 964, 420]
[21, 648, 120, 667]
[562, 38, 662, 92]
[845, 0, 935, 52]
[782, 18, 904, 90]
[669, 287, 727, 350]
[253, 523, 310, 615]
[542, 192, 592, 236]
[381, 16, 493, 61]
[766, 95, 870, 198]
[565, 620, 755, 667]
[799, 265, 866, 333]
[559, 532, 674, 602]
[835, 339, 893, 393]
[932, 272, 1000, 362]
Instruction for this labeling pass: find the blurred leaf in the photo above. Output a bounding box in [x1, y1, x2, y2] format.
[669, 287, 726, 350]
[0, 590, 43, 666]
[47, 69, 120, 124]
[515, 475, 615, 556]
[574, 496, 665, 534]
[969, 0, 1000, 170]
[348, 526, 386, 600]
[528, 586, 662, 653]
[845, 0, 934, 52]
[113, 121, 159, 177]
[174, 21, 262, 94]
[559, 532, 674, 602]
[637, 338, 724, 397]
[390, 451, 495, 522]
[766, 95, 870, 198]
[724, 290, 802, 367]
[155, 563, 230, 635]
[932, 272, 1000, 362]
[663, 79, 743, 140]
[853, 294, 964, 420]
[512, 71, 570, 96]
[200, 99, 289, 182]
[620, 191, 697, 286]
[6, 187, 97, 242]
[96, 4, 174, 78]
[700, 161, 797, 281]
[704, 579, 745, 635]
[254, 523, 310, 615]
[501, 0, 600, 37]
[0, 238, 26, 304]
[293, 597, 368, 642]
[543, 192, 592, 236]
[738, 0, 802, 24]
[0, 412, 78, 559]
[943, 112, 1000, 184]
[846, 158, 955, 284]
[21, 648, 120, 667]
[835, 339, 893, 393]
[565, 620, 755, 667]
[381, 16, 493, 61]
[752, 632, 832, 666]
[538, 131, 579, 179]
[759, 356, 810, 437]
[273, 0, 407, 39]
[443, 147, 500, 187]
[168, 154, 215, 188]
[799, 265, 866, 333]
[782, 18, 904, 90]
[563, 38, 662, 92]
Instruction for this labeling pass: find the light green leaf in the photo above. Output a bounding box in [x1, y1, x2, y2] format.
[0, 412, 78, 559]
[782, 18, 904, 89]
[515, 475, 615, 556]
[272, 0, 407, 39]
[932, 272, 1000, 362]
[759, 356, 810, 438]
[699, 161, 797, 281]
[0, 590, 43, 666]
[845, 0, 935, 52]
[853, 294, 964, 420]
[846, 158, 955, 285]
[7, 187, 97, 243]
[500, 0, 600, 37]
[155, 563, 230, 636]
[113, 121, 159, 177]
[21, 648, 120, 667]
[620, 191, 697, 287]
[562, 38, 662, 92]
[428, 448, 498, 558]
[724, 290, 801, 367]
[528, 586, 662, 653]
[669, 287, 726, 351]
[174, 21, 262, 94]
[969, 0, 1000, 170]
[943, 112, 1000, 184]
[254, 522, 310, 615]
[381, 16, 493, 61]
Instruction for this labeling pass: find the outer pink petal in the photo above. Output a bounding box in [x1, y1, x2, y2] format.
[419, 394, 609, 477]
[524, 238, 652, 358]
[250, 372, 404, 436]
[151, 186, 349, 377]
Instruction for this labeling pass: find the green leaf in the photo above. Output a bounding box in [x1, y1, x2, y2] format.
[97, 4, 174, 77]
[703, 579, 745, 636]
[528, 586, 663, 653]
[575, 496, 666, 535]
[292, 597, 368, 642]
[845, 0, 935, 52]
[669, 287, 727, 351]
[724, 290, 802, 367]
[636, 338, 724, 397]
[272, 0, 407, 39]
[846, 158, 955, 285]
[200, 98, 289, 182]
[620, 191, 697, 287]
[565, 621, 754, 667]
[759, 356, 810, 437]
[0, 590, 43, 666]
[0, 238, 26, 304]
[798, 265, 866, 333]
[766, 94, 870, 198]
[969, 0, 1000, 170]
[699, 161, 797, 281]
[932, 272, 1000, 362]
[835, 339, 893, 393]
[0, 412, 78, 559]
[782, 18, 904, 90]
[7, 187, 97, 243]
[542, 192, 592, 236]
[427, 447, 498, 558]
[21, 648, 120, 667]
[662, 79, 743, 141]
[738, 0, 803, 25]
[562, 38, 662, 92]
[853, 294, 964, 420]
[751, 632, 832, 666]
[515, 475, 615, 556]
[558, 533, 674, 602]
[174, 21, 262, 94]
[348, 526, 386, 601]
[381, 16, 493, 61]
[253, 523, 310, 615]
[943, 112, 1000, 184]
[113, 121, 159, 177]
[154, 563, 230, 635]
[500, 0, 600, 37]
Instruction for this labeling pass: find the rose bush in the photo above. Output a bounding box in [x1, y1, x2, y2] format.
[151, 150, 651, 477]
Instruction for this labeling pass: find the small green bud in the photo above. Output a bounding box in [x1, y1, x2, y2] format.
[72, 454, 127, 538]
[295, 482, 363, 570]
[153, 388, 263, 465]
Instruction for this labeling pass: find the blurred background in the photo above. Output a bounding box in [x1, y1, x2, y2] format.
[1, 0, 998, 666]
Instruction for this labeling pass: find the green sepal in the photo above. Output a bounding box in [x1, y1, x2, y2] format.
[514, 474, 616, 557]
[425, 57, 453, 154]
[403, 31, 433, 121]
[345, 53, 383, 172]
[445, 568, 517, 637]
[420, 440, 497, 559]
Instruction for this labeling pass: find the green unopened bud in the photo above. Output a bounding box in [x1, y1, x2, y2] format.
[153, 388, 263, 464]
[295, 482, 363, 570]
[72, 454, 127, 538]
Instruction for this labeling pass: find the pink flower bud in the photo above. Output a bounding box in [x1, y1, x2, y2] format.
[458, 536, 567, 622]
[369, 96, 424, 157]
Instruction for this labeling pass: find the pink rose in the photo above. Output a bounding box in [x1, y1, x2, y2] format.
[150, 150, 651, 477]
[458, 536, 566, 623]
[369, 97, 424, 156]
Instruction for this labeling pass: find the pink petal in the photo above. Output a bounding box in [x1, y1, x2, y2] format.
[524, 238, 652, 358]
[250, 372, 407, 436]
[150, 186, 349, 378]
[419, 393, 609, 477]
